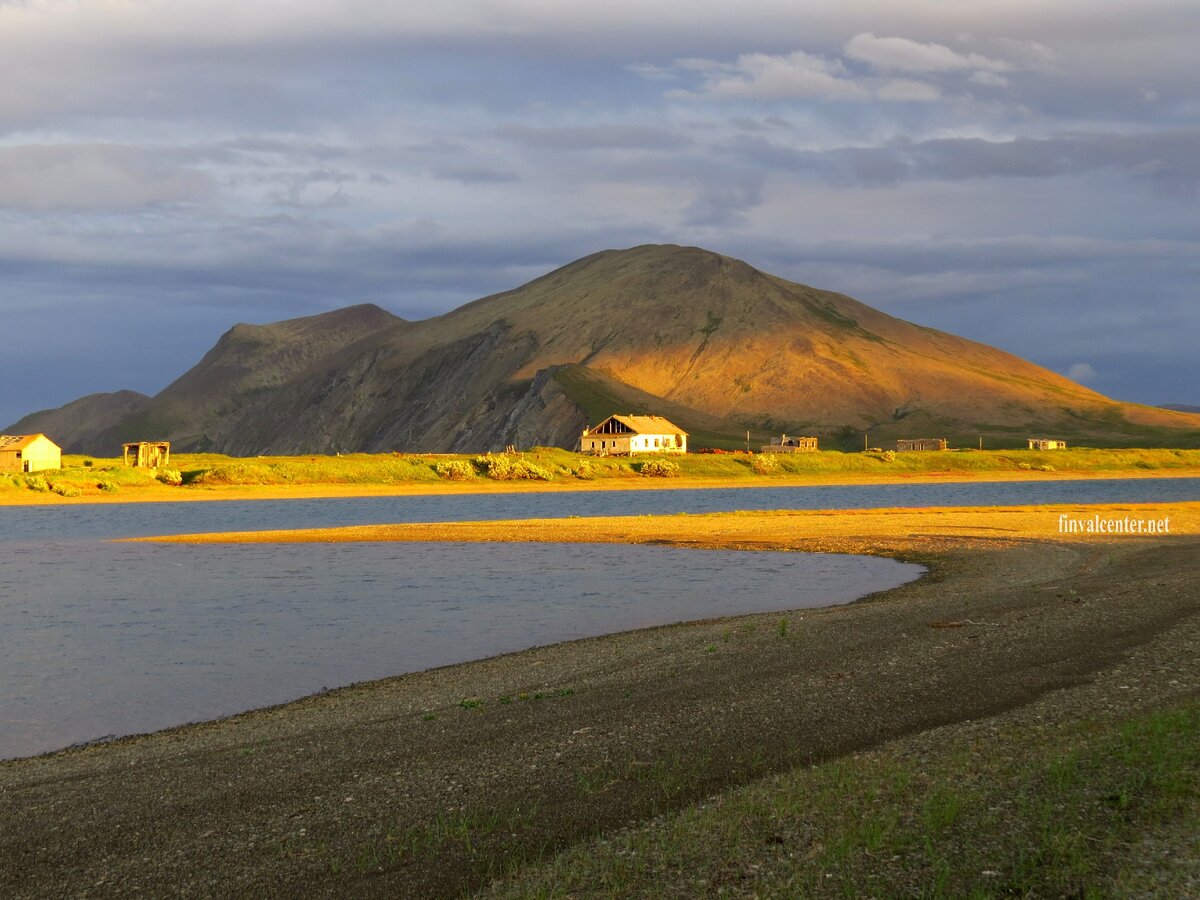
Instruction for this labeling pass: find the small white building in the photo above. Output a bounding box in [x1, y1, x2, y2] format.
[1028, 439, 1068, 450]
[0, 434, 62, 473]
[581, 415, 688, 455]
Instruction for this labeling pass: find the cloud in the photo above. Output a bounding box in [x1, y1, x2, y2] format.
[845, 33, 1012, 73]
[671, 50, 870, 102]
[725, 130, 1200, 192]
[876, 78, 942, 102]
[1067, 362, 1098, 382]
[498, 124, 694, 151]
[0, 144, 210, 210]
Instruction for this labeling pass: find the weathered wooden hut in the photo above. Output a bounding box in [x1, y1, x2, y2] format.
[123, 441, 171, 468]
[761, 434, 818, 453]
[896, 438, 948, 452]
[0, 434, 62, 473]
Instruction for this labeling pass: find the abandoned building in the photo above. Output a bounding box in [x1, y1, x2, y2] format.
[761, 434, 818, 453]
[1028, 439, 1068, 450]
[581, 415, 688, 455]
[123, 441, 171, 468]
[0, 434, 62, 474]
[896, 438, 948, 452]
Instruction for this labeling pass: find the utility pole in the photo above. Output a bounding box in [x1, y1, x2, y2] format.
[979, 436, 983, 451]
[864, 432, 869, 452]
[745, 430, 750, 452]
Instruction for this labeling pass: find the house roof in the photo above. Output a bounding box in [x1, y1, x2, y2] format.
[593, 414, 688, 435]
[0, 433, 53, 451]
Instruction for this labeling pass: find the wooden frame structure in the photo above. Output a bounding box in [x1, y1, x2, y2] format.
[123, 441, 171, 468]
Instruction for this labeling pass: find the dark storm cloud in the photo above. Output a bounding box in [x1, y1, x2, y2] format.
[1, 1, 1198, 425]
[725, 130, 1200, 193]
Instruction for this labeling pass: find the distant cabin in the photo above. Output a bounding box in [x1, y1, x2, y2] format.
[581, 415, 687, 456]
[897, 438, 948, 452]
[123, 441, 171, 468]
[1028, 439, 1067, 451]
[0, 433, 62, 474]
[761, 434, 818, 453]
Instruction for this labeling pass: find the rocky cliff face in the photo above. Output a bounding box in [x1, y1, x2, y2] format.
[11, 245, 1200, 454]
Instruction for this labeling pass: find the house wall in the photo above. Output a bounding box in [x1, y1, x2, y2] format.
[0, 437, 61, 473]
[582, 433, 686, 455]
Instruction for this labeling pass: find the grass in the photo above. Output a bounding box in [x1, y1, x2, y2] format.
[2, 446, 1198, 499]
[485, 699, 1200, 897]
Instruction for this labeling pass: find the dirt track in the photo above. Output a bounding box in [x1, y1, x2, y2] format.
[1, 504, 1198, 897]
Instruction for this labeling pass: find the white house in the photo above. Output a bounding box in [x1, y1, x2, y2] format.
[580, 415, 688, 455]
[0, 434, 62, 473]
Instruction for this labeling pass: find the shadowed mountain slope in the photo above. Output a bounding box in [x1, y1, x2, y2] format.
[11, 246, 1200, 454]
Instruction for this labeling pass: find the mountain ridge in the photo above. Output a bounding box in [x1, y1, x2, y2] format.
[9, 245, 1200, 454]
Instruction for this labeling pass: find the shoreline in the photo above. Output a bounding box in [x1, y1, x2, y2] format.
[3, 465, 1199, 506]
[3, 504, 1198, 895]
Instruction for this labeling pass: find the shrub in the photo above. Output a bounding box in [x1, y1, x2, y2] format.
[20, 475, 49, 492]
[434, 460, 477, 481]
[192, 463, 282, 485]
[573, 461, 596, 480]
[156, 469, 184, 486]
[473, 453, 554, 481]
[97, 480, 119, 492]
[751, 453, 780, 475]
[1017, 462, 1032, 470]
[50, 482, 81, 497]
[639, 458, 680, 478]
[1038, 464, 1056, 472]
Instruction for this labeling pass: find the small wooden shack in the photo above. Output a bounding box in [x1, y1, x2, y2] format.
[581, 415, 687, 455]
[1028, 439, 1067, 450]
[0, 433, 62, 473]
[761, 434, 818, 453]
[897, 438, 948, 452]
[123, 441, 171, 468]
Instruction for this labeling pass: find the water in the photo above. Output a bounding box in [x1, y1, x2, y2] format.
[5, 477, 1198, 542]
[2, 476, 1194, 760]
[0, 540, 921, 760]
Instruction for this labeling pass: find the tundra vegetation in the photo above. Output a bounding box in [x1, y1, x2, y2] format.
[2, 447, 1199, 498]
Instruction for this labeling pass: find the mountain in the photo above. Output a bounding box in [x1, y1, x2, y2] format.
[6, 390, 151, 450]
[1161, 404, 1200, 414]
[10, 245, 1200, 454]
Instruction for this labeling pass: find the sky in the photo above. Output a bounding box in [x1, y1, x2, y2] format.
[2, 0, 1199, 427]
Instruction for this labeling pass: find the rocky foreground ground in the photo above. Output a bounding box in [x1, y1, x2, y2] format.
[1, 503, 1197, 896]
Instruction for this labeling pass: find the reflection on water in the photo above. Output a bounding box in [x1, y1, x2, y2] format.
[0, 539, 922, 760]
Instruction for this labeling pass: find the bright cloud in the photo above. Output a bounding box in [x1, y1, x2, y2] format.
[845, 33, 1012, 73]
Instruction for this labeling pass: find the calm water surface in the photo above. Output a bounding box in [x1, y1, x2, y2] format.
[2, 477, 1194, 760]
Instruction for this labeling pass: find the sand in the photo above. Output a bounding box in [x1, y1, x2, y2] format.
[1, 502, 1197, 896]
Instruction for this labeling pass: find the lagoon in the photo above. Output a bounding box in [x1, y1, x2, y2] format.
[2, 477, 1195, 760]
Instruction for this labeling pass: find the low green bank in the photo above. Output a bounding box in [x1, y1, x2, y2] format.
[2, 446, 1199, 496]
